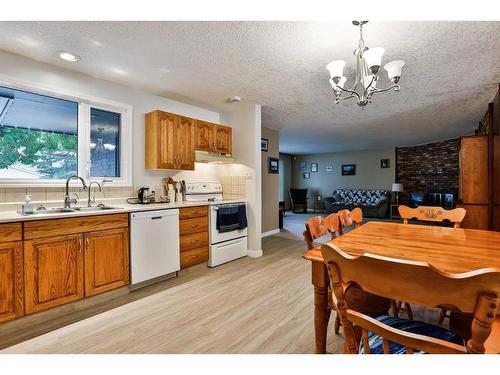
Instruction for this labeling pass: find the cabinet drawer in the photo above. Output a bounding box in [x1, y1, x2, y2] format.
[179, 216, 208, 236]
[179, 206, 208, 220]
[0, 223, 22, 243]
[24, 213, 129, 240]
[180, 246, 208, 269]
[180, 231, 209, 252]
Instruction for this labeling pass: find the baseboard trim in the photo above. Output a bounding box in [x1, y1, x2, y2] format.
[261, 229, 280, 238]
[247, 249, 263, 258]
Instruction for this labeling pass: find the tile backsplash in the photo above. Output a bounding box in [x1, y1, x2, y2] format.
[220, 175, 246, 200]
[0, 177, 247, 211]
[0, 186, 137, 211]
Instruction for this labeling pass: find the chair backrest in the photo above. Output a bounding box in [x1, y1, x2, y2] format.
[398, 205, 466, 228]
[304, 214, 341, 250]
[338, 207, 363, 231]
[320, 242, 500, 354]
[290, 188, 308, 203]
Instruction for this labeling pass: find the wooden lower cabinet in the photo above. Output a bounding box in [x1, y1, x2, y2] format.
[179, 206, 209, 269]
[84, 228, 129, 297]
[0, 241, 24, 322]
[180, 246, 209, 269]
[456, 203, 489, 230]
[24, 234, 84, 315]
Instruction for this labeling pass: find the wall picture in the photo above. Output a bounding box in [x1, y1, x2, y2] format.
[341, 164, 356, 176]
[268, 157, 279, 174]
[303, 172, 310, 179]
[261, 138, 268, 151]
[326, 165, 333, 172]
[311, 163, 318, 172]
[298, 161, 307, 170]
[380, 159, 390, 168]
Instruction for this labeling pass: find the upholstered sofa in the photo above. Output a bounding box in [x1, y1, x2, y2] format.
[324, 189, 391, 218]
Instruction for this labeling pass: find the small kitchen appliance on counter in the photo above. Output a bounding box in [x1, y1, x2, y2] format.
[185, 182, 248, 267]
[127, 187, 156, 204]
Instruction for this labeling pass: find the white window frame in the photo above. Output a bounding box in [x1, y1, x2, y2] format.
[0, 75, 133, 188]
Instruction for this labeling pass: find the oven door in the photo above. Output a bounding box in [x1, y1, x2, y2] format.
[210, 204, 248, 244]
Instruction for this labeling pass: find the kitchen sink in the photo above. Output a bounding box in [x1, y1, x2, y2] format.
[18, 205, 123, 216]
[73, 206, 123, 212]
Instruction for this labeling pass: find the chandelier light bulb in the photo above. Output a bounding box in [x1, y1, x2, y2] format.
[384, 60, 405, 82]
[363, 47, 385, 74]
[330, 76, 347, 91]
[326, 60, 346, 80]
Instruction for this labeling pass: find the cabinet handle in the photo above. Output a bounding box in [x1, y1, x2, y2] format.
[191, 224, 198, 228]
[86, 238, 90, 249]
[192, 211, 199, 215]
[191, 240, 199, 244]
[78, 238, 83, 253]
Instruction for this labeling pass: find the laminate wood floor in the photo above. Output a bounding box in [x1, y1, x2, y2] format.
[1, 235, 345, 354]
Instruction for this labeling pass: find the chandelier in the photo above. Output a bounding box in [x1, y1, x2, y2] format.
[327, 20, 405, 107]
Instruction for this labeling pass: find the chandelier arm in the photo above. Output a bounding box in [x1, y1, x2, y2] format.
[369, 83, 401, 94]
[335, 85, 362, 102]
[362, 75, 377, 98]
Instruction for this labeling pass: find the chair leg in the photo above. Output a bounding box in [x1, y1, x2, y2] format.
[404, 303, 413, 320]
[334, 312, 341, 334]
[438, 309, 448, 325]
[391, 300, 399, 317]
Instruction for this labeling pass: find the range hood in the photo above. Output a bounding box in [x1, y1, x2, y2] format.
[195, 150, 234, 164]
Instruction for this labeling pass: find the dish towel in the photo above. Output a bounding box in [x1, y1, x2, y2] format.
[216, 204, 248, 233]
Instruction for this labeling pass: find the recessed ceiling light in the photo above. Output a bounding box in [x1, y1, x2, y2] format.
[228, 96, 241, 103]
[58, 51, 80, 62]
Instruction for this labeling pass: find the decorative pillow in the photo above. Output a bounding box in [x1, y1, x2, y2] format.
[359, 315, 464, 354]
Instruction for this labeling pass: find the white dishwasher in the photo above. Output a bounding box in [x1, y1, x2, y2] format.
[130, 209, 180, 287]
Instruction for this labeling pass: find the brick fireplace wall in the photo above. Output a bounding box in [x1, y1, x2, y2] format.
[396, 138, 460, 194]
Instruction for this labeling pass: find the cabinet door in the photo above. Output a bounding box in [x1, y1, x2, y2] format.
[84, 228, 129, 297]
[157, 112, 177, 169]
[195, 120, 214, 152]
[24, 234, 84, 314]
[0, 242, 24, 322]
[214, 125, 232, 154]
[177, 116, 195, 170]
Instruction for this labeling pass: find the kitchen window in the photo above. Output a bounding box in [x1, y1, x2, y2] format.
[0, 81, 132, 187]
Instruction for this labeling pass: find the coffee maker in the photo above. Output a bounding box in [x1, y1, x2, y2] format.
[137, 187, 155, 204]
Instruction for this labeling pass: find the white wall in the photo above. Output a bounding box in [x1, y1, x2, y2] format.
[221, 103, 262, 257]
[292, 148, 395, 208]
[0, 50, 222, 187]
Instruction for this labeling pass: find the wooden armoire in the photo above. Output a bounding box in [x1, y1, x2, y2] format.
[457, 85, 500, 230]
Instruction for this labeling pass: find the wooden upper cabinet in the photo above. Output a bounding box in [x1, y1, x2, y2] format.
[0, 241, 24, 323]
[145, 110, 195, 170]
[213, 125, 232, 154]
[24, 234, 84, 314]
[84, 228, 129, 297]
[195, 120, 214, 152]
[157, 112, 177, 169]
[177, 116, 195, 170]
[194, 120, 233, 154]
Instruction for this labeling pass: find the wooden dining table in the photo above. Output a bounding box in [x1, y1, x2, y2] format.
[303, 221, 500, 354]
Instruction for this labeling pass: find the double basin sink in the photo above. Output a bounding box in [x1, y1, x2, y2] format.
[18, 205, 123, 216]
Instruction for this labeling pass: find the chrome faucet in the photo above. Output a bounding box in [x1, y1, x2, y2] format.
[64, 175, 87, 208]
[87, 181, 102, 207]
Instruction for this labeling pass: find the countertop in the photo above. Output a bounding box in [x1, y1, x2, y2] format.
[0, 199, 246, 224]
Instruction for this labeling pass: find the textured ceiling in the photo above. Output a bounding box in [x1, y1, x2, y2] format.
[0, 21, 499, 154]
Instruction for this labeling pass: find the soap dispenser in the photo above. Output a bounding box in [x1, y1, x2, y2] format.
[22, 194, 33, 215]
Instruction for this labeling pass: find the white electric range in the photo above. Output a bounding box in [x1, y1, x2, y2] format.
[185, 182, 248, 267]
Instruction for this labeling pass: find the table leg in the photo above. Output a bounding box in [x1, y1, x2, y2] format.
[314, 285, 331, 354]
[311, 261, 330, 354]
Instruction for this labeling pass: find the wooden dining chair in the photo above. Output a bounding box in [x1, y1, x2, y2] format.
[338, 207, 363, 234]
[398, 204, 467, 324]
[398, 205, 467, 228]
[304, 214, 343, 333]
[320, 242, 500, 354]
